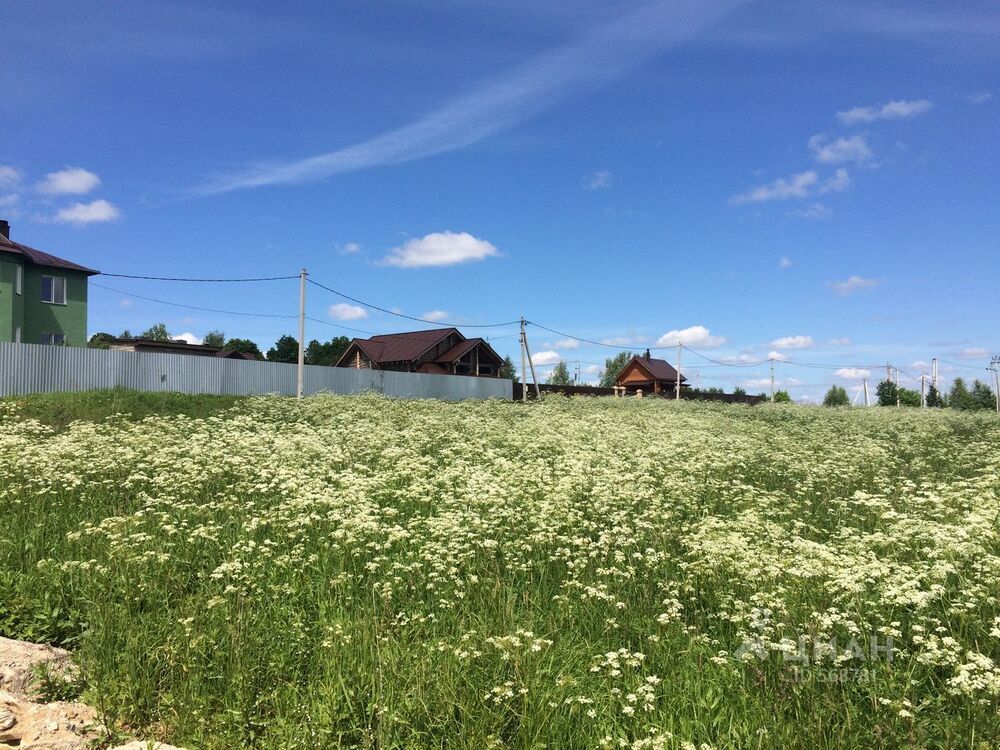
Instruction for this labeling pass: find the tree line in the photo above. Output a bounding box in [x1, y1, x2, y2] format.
[822, 377, 996, 410]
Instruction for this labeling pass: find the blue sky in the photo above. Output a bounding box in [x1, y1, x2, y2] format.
[2, 0, 998, 400]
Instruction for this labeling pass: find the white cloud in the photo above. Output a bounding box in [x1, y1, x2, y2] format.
[530, 350, 562, 366]
[421, 310, 450, 322]
[958, 347, 988, 359]
[119, 298, 134, 308]
[820, 168, 852, 193]
[836, 367, 870, 379]
[968, 92, 993, 105]
[52, 199, 121, 225]
[381, 231, 499, 268]
[771, 335, 813, 349]
[584, 364, 602, 374]
[0, 194, 19, 208]
[911, 360, 931, 370]
[837, 99, 933, 125]
[172, 332, 203, 346]
[794, 202, 833, 220]
[828, 275, 881, 296]
[828, 337, 852, 346]
[723, 353, 766, 364]
[554, 338, 580, 349]
[767, 351, 788, 361]
[328, 303, 368, 321]
[0, 166, 22, 189]
[36, 167, 101, 195]
[340, 242, 362, 254]
[656, 325, 726, 348]
[778, 257, 792, 269]
[583, 170, 611, 189]
[600, 335, 649, 347]
[742, 378, 773, 388]
[730, 171, 818, 204]
[808, 134, 873, 165]
[195, 2, 738, 194]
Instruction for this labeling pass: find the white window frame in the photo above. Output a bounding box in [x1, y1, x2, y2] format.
[14, 265, 22, 295]
[40, 275, 66, 305]
[14, 326, 20, 343]
[39, 332, 65, 346]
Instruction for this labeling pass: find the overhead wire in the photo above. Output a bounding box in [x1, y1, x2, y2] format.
[91, 282, 298, 320]
[101, 273, 298, 282]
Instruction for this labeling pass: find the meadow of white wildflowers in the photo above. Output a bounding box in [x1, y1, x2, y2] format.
[1, 394, 999, 749]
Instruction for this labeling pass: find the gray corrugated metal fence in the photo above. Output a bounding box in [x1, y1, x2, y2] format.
[0, 343, 513, 400]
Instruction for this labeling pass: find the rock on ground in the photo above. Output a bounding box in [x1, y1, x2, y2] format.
[0, 636, 183, 750]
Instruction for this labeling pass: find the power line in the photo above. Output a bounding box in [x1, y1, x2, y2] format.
[681, 344, 768, 367]
[91, 281, 298, 320]
[304, 316, 380, 336]
[526, 321, 673, 351]
[307, 277, 519, 329]
[101, 273, 298, 282]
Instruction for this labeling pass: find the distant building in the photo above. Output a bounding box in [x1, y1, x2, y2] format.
[109, 338, 257, 359]
[334, 328, 504, 377]
[615, 350, 687, 395]
[0, 219, 99, 346]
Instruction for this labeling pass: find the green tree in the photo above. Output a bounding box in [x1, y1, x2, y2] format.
[500, 355, 519, 383]
[267, 335, 300, 363]
[971, 379, 997, 411]
[898, 387, 921, 407]
[118, 329, 133, 339]
[87, 332, 115, 349]
[823, 385, 850, 407]
[599, 351, 634, 388]
[203, 330, 225, 348]
[949, 378, 974, 410]
[926, 384, 944, 408]
[140, 323, 171, 341]
[876, 379, 898, 406]
[305, 336, 351, 366]
[732, 386, 746, 396]
[773, 390, 792, 403]
[547, 361, 573, 386]
[223, 338, 263, 360]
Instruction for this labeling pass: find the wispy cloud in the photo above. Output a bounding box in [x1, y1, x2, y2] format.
[600, 335, 649, 347]
[808, 134, 873, 165]
[328, 303, 368, 321]
[828, 337, 851, 346]
[381, 231, 499, 268]
[968, 92, 993, 104]
[194, 0, 742, 194]
[172, 332, 203, 346]
[778, 256, 792, 269]
[583, 170, 611, 189]
[731, 169, 849, 204]
[554, 338, 581, 350]
[957, 347, 988, 359]
[52, 199, 121, 225]
[36, 167, 101, 195]
[828, 275, 881, 296]
[421, 310, 450, 323]
[0, 166, 22, 189]
[656, 325, 726, 348]
[530, 350, 562, 366]
[836, 367, 870, 379]
[837, 99, 933, 126]
[794, 202, 833, 220]
[771, 335, 813, 349]
[338, 242, 362, 255]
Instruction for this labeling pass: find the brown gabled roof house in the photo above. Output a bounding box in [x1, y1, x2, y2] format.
[334, 327, 504, 377]
[615, 349, 687, 395]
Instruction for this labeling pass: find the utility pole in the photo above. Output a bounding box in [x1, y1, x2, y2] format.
[863, 379, 870, 407]
[920, 372, 926, 408]
[895, 367, 900, 407]
[676, 341, 682, 401]
[990, 356, 1000, 414]
[521, 322, 541, 399]
[769, 357, 775, 402]
[297, 268, 307, 399]
[519, 318, 527, 402]
[932, 357, 938, 393]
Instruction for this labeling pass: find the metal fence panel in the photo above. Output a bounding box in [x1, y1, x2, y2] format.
[0, 343, 513, 401]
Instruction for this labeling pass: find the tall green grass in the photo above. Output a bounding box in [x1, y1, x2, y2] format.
[0, 395, 998, 748]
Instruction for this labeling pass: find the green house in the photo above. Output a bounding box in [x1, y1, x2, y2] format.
[0, 219, 99, 346]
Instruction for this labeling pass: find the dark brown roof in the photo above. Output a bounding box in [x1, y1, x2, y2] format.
[623, 356, 687, 383]
[0, 234, 99, 275]
[338, 328, 461, 365]
[435, 337, 482, 363]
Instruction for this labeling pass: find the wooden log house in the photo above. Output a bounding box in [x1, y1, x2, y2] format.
[333, 327, 505, 377]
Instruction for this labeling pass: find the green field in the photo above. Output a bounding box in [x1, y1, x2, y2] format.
[1, 393, 999, 749]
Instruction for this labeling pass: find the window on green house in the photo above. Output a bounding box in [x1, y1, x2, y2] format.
[15, 265, 22, 295]
[14, 326, 21, 343]
[39, 333, 65, 346]
[41, 275, 66, 304]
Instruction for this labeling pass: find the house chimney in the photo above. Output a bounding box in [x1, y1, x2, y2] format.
[0, 219, 9, 239]
[644, 348, 651, 361]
